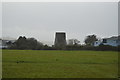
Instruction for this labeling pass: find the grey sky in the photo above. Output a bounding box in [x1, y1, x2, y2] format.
[2, 2, 118, 45]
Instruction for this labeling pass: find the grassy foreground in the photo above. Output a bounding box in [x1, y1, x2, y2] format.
[2, 50, 118, 78]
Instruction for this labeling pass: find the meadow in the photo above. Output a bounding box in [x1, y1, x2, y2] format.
[2, 50, 118, 78]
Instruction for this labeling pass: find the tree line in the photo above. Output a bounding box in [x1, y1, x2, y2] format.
[5, 35, 119, 51]
[6, 36, 51, 50]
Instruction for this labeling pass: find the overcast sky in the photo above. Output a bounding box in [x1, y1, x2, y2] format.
[2, 2, 118, 45]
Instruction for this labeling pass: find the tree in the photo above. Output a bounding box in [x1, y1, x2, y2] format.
[84, 35, 98, 46]
[36, 42, 43, 50]
[27, 38, 38, 49]
[10, 36, 43, 50]
[16, 36, 27, 49]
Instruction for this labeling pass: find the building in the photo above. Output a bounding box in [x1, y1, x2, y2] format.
[94, 36, 120, 47]
[54, 32, 66, 49]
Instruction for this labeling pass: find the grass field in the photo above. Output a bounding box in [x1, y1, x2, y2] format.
[2, 50, 118, 78]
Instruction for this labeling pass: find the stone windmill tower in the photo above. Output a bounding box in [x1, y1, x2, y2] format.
[54, 32, 66, 49]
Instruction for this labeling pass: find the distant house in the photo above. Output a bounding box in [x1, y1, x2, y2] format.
[94, 36, 120, 47]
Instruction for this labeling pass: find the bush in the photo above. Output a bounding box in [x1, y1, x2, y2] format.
[66, 45, 82, 50]
[96, 44, 118, 51]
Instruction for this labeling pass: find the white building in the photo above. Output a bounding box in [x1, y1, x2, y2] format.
[94, 36, 120, 47]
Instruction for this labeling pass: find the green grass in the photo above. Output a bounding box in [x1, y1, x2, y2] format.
[2, 50, 118, 78]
